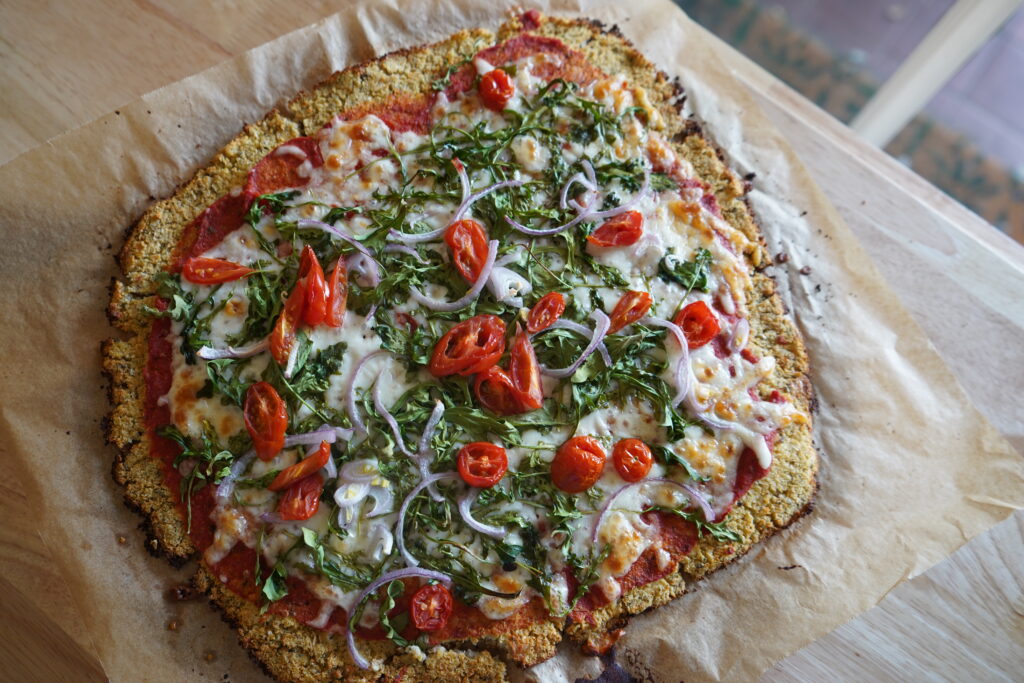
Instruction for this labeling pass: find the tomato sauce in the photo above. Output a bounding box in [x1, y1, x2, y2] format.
[144, 26, 778, 641]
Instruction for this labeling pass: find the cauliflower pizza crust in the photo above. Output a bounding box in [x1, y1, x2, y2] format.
[104, 11, 817, 682]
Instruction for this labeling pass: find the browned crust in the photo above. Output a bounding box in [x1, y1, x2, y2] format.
[104, 11, 817, 682]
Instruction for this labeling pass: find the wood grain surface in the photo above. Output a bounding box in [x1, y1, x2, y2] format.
[1, 1, 1020, 681]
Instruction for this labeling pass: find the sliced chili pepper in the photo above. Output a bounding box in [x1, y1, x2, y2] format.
[268, 441, 330, 492]
[672, 300, 720, 349]
[551, 436, 606, 494]
[444, 219, 489, 283]
[428, 314, 506, 377]
[587, 210, 644, 247]
[526, 292, 566, 333]
[479, 69, 515, 111]
[457, 442, 508, 488]
[243, 382, 288, 461]
[181, 257, 254, 284]
[278, 472, 324, 521]
[608, 290, 653, 334]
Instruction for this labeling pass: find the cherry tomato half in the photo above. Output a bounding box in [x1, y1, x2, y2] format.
[299, 245, 328, 327]
[473, 366, 526, 416]
[612, 439, 653, 483]
[428, 314, 506, 377]
[607, 290, 653, 334]
[672, 300, 720, 349]
[457, 442, 509, 487]
[551, 436, 606, 493]
[244, 382, 288, 461]
[181, 257, 254, 284]
[479, 69, 515, 111]
[587, 211, 644, 247]
[269, 280, 306, 365]
[325, 258, 348, 328]
[526, 292, 566, 334]
[508, 327, 543, 411]
[445, 219, 489, 283]
[278, 472, 324, 521]
[410, 583, 454, 632]
[268, 441, 330, 492]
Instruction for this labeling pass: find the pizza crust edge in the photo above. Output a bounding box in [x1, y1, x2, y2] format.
[103, 13, 817, 682]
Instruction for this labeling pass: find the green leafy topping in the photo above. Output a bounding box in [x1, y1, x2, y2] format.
[157, 423, 236, 532]
[646, 505, 743, 543]
[659, 247, 713, 295]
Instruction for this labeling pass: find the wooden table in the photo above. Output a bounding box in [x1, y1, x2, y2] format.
[2, 1, 1021, 680]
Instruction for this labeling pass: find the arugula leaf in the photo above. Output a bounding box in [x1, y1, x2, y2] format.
[659, 248, 713, 295]
[653, 445, 711, 483]
[157, 423, 235, 532]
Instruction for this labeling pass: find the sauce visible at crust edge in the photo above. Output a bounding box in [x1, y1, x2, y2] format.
[141, 28, 774, 644]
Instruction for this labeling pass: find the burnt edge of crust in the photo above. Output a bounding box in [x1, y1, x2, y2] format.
[103, 12, 818, 682]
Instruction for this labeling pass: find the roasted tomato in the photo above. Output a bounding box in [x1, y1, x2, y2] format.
[268, 441, 330, 492]
[473, 366, 524, 415]
[181, 257, 254, 284]
[244, 382, 288, 461]
[612, 439, 653, 482]
[479, 68, 515, 111]
[508, 327, 543, 410]
[551, 436, 606, 493]
[428, 314, 506, 377]
[325, 258, 348, 328]
[457, 442, 509, 487]
[587, 210, 644, 247]
[298, 245, 328, 326]
[278, 472, 324, 521]
[444, 219, 489, 283]
[410, 583, 454, 632]
[269, 280, 306, 365]
[672, 300, 720, 349]
[607, 290, 653, 334]
[526, 292, 566, 333]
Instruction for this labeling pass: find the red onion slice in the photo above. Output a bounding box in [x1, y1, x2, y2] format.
[197, 339, 268, 360]
[457, 489, 505, 538]
[347, 567, 453, 669]
[396, 473, 458, 567]
[486, 265, 532, 307]
[346, 252, 381, 288]
[641, 316, 692, 406]
[334, 482, 370, 508]
[559, 170, 598, 209]
[366, 486, 394, 517]
[383, 243, 426, 263]
[388, 224, 447, 244]
[540, 319, 612, 366]
[284, 425, 345, 448]
[591, 477, 713, 543]
[340, 459, 379, 483]
[346, 350, 386, 434]
[409, 240, 498, 311]
[541, 310, 610, 379]
[372, 371, 413, 456]
[728, 318, 750, 352]
[215, 449, 255, 506]
[417, 400, 445, 456]
[297, 219, 378, 260]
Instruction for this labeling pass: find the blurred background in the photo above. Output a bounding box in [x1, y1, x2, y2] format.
[675, 0, 1024, 243]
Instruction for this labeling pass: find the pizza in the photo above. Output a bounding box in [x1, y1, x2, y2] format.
[104, 11, 817, 682]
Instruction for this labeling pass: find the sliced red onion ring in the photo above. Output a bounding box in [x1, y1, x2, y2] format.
[458, 489, 505, 538]
[373, 372, 413, 457]
[366, 486, 394, 517]
[259, 511, 285, 524]
[487, 265, 532, 307]
[410, 240, 498, 312]
[347, 567, 453, 669]
[346, 252, 381, 288]
[197, 339, 268, 360]
[383, 243, 426, 263]
[541, 310, 610, 379]
[591, 478, 713, 543]
[297, 218, 376, 256]
[417, 400, 445, 456]
[641, 316, 692, 406]
[729, 318, 750, 352]
[541, 319, 612, 366]
[215, 449, 255, 506]
[284, 425, 348, 448]
[341, 459, 379, 483]
[334, 481, 370, 508]
[559, 171, 598, 209]
[396, 473, 458, 567]
[346, 350, 386, 434]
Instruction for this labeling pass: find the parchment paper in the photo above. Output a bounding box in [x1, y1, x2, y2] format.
[0, 1, 1020, 681]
